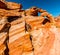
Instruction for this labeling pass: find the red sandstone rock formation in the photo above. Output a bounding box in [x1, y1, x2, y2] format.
[0, 0, 60, 55]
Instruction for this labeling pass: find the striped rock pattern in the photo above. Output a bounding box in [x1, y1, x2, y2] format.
[0, 0, 60, 55]
[8, 18, 33, 55]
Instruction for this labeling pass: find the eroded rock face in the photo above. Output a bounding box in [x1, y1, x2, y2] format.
[0, 0, 60, 55]
[0, 0, 7, 9]
[25, 6, 38, 16]
[55, 16, 60, 27]
[6, 2, 22, 10]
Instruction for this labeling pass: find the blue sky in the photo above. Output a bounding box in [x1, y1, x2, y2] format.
[7, 0, 60, 17]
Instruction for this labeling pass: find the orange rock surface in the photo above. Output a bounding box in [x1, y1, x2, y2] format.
[0, 0, 60, 55]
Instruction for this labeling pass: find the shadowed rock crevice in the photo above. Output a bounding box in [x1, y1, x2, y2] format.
[42, 18, 50, 24]
[4, 23, 10, 55]
[7, 16, 21, 22]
